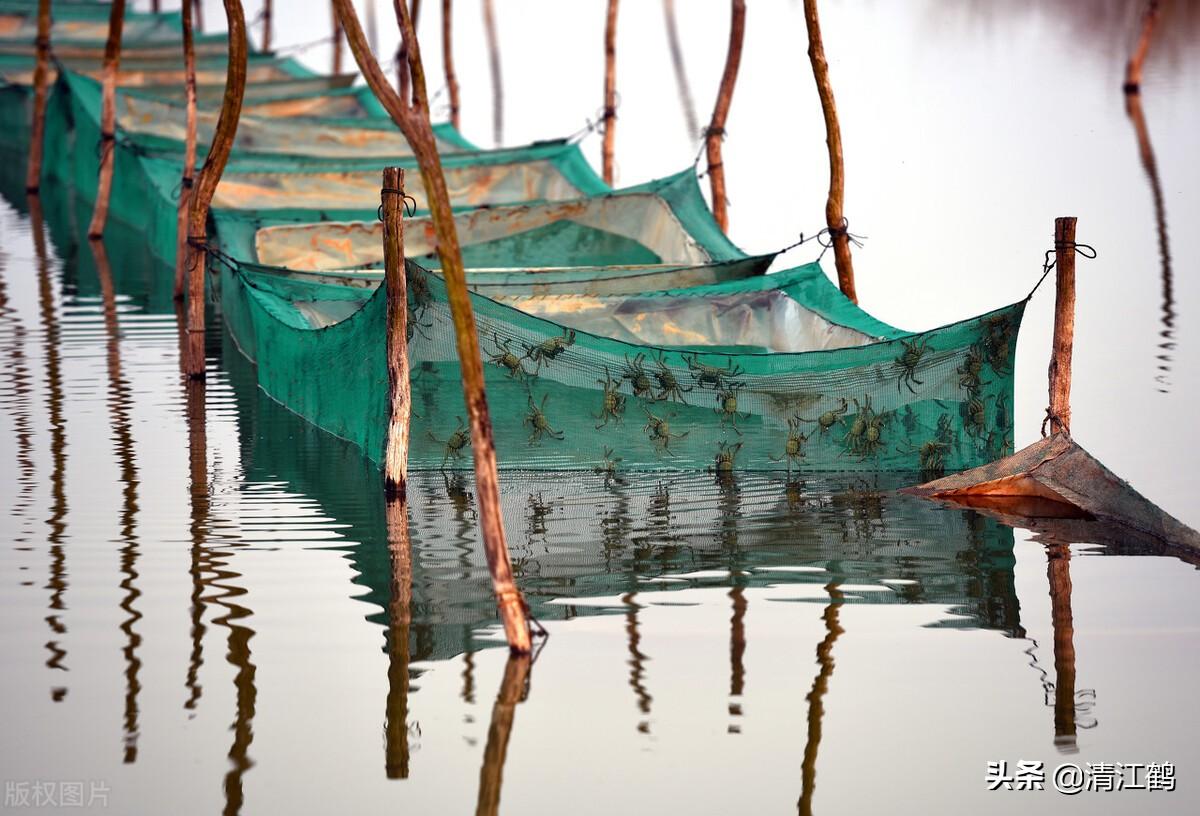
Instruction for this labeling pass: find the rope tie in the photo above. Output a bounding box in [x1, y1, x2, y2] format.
[94, 130, 115, 160]
[1026, 240, 1097, 301]
[377, 186, 417, 221]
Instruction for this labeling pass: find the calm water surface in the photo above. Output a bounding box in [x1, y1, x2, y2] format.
[2, 2, 1199, 814]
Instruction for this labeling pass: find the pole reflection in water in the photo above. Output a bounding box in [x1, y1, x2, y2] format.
[182, 340, 211, 712]
[30, 198, 69, 702]
[622, 592, 652, 734]
[0, 244, 37, 533]
[1047, 542, 1078, 753]
[212, 540, 257, 816]
[474, 652, 532, 816]
[798, 580, 844, 816]
[385, 497, 414, 780]
[728, 585, 746, 733]
[90, 238, 143, 763]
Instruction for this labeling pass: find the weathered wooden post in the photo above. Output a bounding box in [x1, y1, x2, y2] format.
[381, 166, 412, 500]
[475, 653, 532, 816]
[194, 0, 204, 32]
[333, 0, 533, 654]
[184, 0, 249, 379]
[396, 0, 422, 105]
[1046, 217, 1077, 436]
[705, 0, 745, 234]
[24, 0, 52, 194]
[802, 0, 856, 303]
[442, 0, 461, 129]
[601, 0, 619, 186]
[662, 0, 698, 141]
[86, 0, 127, 240]
[261, 0, 273, 52]
[331, 1, 344, 74]
[1046, 543, 1077, 751]
[482, 0, 502, 145]
[174, 0, 199, 301]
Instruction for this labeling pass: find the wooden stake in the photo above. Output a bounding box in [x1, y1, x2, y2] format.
[174, 0, 199, 301]
[24, 0, 51, 194]
[194, 0, 205, 32]
[382, 166, 412, 500]
[261, 0, 272, 52]
[705, 0, 745, 234]
[601, 0, 618, 186]
[333, 0, 532, 654]
[1046, 543, 1077, 750]
[1124, 0, 1161, 94]
[384, 497, 413, 778]
[802, 0, 856, 303]
[395, 0, 422, 106]
[184, 0, 249, 380]
[332, 1, 344, 74]
[662, 0, 698, 141]
[475, 653, 531, 816]
[442, 0, 460, 129]
[1046, 217, 1077, 436]
[86, 0, 127, 240]
[481, 0, 502, 146]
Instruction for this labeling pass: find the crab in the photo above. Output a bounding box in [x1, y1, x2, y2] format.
[713, 441, 743, 474]
[594, 367, 627, 428]
[622, 352, 656, 399]
[899, 439, 950, 476]
[683, 353, 744, 390]
[980, 313, 1016, 373]
[769, 416, 809, 472]
[487, 333, 530, 380]
[428, 416, 471, 469]
[799, 398, 849, 436]
[962, 394, 991, 439]
[523, 328, 576, 373]
[652, 352, 692, 403]
[714, 386, 751, 435]
[595, 446, 623, 479]
[957, 345, 988, 395]
[643, 407, 689, 455]
[406, 264, 433, 316]
[894, 336, 931, 394]
[524, 393, 564, 445]
[841, 396, 890, 460]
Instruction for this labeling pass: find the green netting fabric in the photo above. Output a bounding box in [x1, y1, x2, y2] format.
[224, 258, 1022, 473]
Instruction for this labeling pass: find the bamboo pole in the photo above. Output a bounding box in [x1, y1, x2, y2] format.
[1046, 217, 1077, 436]
[396, 0, 422, 106]
[174, 0, 199, 301]
[442, 0, 460, 129]
[601, 0, 618, 186]
[382, 167, 412, 500]
[261, 0, 272, 53]
[662, 0, 698, 141]
[184, 0, 248, 380]
[331, 2, 344, 74]
[384, 498, 413, 778]
[333, 0, 532, 654]
[802, 0, 856, 303]
[481, 0, 502, 146]
[86, 0, 127, 240]
[475, 653, 531, 816]
[705, 0, 745, 234]
[24, 0, 51, 194]
[1046, 543, 1077, 751]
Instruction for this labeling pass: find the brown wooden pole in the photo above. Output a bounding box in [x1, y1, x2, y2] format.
[475, 653, 531, 816]
[331, 1, 344, 74]
[261, 0, 272, 52]
[442, 0, 460, 129]
[802, 0, 856, 303]
[384, 497, 413, 778]
[1046, 217, 1077, 436]
[601, 0, 619, 186]
[24, 0, 52, 194]
[184, 0, 248, 380]
[1124, 0, 1161, 94]
[662, 0, 698, 141]
[797, 581, 843, 816]
[382, 166, 412, 500]
[1046, 543, 1077, 751]
[194, 0, 205, 32]
[152, 0, 161, 12]
[481, 0, 502, 146]
[334, 0, 532, 654]
[366, 0, 380, 53]
[174, 0, 199, 301]
[705, 0, 745, 234]
[395, 0, 422, 105]
[86, 0, 127, 240]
